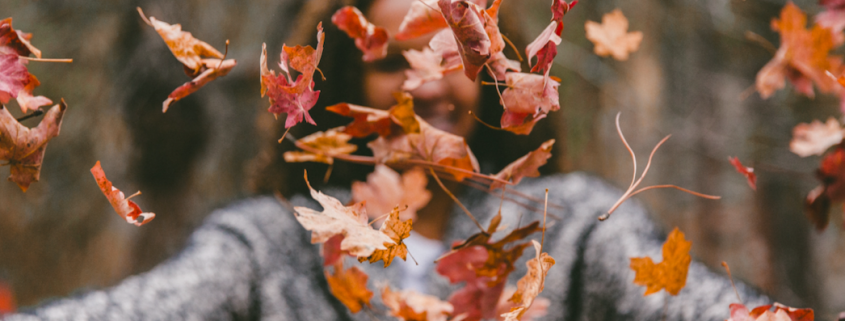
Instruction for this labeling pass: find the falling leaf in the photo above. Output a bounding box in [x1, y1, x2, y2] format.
[260, 23, 325, 128]
[137, 8, 224, 75]
[495, 287, 549, 321]
[790, 118, 844, 157]
[325, 262, 373, 314]
[0, 18, 42, 58]
[0, 100, 66, 192]
[332, 6, 389, 62]
[756, 3, 838, 99]
[729, 156, 757, 191]
[805, 185, 831, 230]
[816, 0, 845, 45]
[438, 0, 492, 81]
[490, 139, 554, 190]
[293, 173, 395, 258]
[395, 0, 449, 41]
[436, 217, 541, 320]
[805, 145, 845, 230]
[403, 48, 447, 91]
[500, 73, 561, 135]
[500, 240, 555, 321]
[0, 49, 29, 105]
[486, 51, 521, 81]
[629, 227, 691, 296]
[585, 9, 643, 61]
[382, 286, 454, 321]
[326, 103, 396, 138]
[359, 206, 413, 267]
[15, 73, 52, 114]
[283, 127, 357, 165]
[163, 58, 237, 112]
[90, 161, 155, 226]
[352, 165, 431, 221]
[526, 0, 576, 75]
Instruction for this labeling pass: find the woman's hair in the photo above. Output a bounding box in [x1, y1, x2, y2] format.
[250, 0, 562, 196]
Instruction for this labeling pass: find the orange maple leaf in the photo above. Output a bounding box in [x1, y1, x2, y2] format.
[359, 206, 412, 267]
[325, 262, 373, 314]
[501, 240, 556, 321]
[0, 100, 67, 192]
[584, 9, 643, 61]
[91, 161, 155, 226]
[283, 127, 357, 165]
[382, 286, 454, 321]
[629, 227, 691, 296]
[756, 2, 838, 99]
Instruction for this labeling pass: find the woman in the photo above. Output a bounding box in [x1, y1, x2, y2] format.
[5, 0, 767, 320]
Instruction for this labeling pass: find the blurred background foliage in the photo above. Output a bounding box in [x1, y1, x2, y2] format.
[3, 0, 844, 318]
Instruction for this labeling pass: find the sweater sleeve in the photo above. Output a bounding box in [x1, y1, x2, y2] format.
[447, 173, 770, 321]
[3, 196, 345, 321]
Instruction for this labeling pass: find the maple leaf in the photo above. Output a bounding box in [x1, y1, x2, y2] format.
[756, 3, 838, 99]
[325, 262, 373, 314]
[395, 0, 488, 41]
[163, 58, 237, 112]
[0, 18, 42, 58]
[490, 139, 554, 190]
[0, 48, 29, 105]
[359, 206, 413, 267]
[585, 9, 643, 61]
[436, 215, 541, 320]
[438, 0, 492, 81]
[352, 165, 431, 221]
[293, 172, 394, 258]
[526, 0, 576, 75]
[260, 23, 325, 128]
[283, 127, 357, 165]
[500, 73, 561, 135]
[790, 118, 844, 157]
[332, 6, 389, 62]
[629, 227, 691, 296]
[137, 8, 224, 75]
[729, 156, 757, 191]
[816, 0, 845, 45]
[403, 48, 447, 91]
[0, 100, 66, 192]
[382, 286, 454, 321]
[500, 240, 555, 321]
[728, 303, 814, 321]
[90, 161, 155, 226]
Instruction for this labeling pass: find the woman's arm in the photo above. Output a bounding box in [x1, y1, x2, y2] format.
[4, 196, 346, 321]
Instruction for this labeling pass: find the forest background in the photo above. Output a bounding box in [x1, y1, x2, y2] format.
[2, 0, 841, 318]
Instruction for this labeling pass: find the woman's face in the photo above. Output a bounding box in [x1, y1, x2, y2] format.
[363, 0, 480, 137]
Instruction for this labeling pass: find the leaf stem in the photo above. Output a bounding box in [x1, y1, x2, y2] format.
[15, 109, 44, 122]
[501, 34, 524, 62]
[468, 110, 506, 131]
[428, 167, 485, 233]
[19, 57, 73, 63]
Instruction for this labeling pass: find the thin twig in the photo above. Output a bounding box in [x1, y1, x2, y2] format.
[744, 30, 777, 54]
[721, 261, 743, 304]
[541, 188, 548, 251]
[468, 110, 506, 131]
[125, 191, 142, 201]
[628, 185, 721, 199]
[428, 167, 485, 232]
[19, 57, 73, 63]
[484, 63, 508, 111]
[216, 40, 230, 70]
[277, 127, 293, 144]
[501, 34, 524, 62]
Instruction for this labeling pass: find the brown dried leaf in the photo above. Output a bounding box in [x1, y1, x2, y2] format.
[326, 262, 373, 314]
[137, 8, 224, 74]
[490, 139, 554, 190]
[0, 100, 66, 192]
[501, 240, 555, 321]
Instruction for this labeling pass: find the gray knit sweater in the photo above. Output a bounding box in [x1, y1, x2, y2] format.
[5, 173, 767, 320]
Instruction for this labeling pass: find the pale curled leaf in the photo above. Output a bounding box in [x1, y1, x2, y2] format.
[137, 8, 223, 74]
[501, 240, 555, 321]
[491, 140, 554, 190]
[284, 127, 357, 165]
[790, 117, 844, 157]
